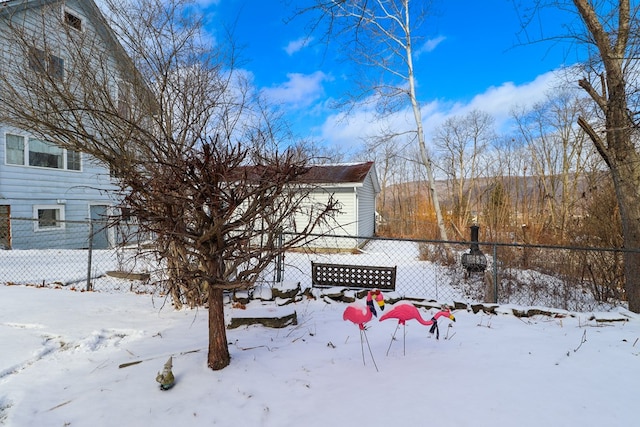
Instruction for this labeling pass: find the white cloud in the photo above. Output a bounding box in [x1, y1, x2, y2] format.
[318, 109, 375, 150]
[316, 69, 565, 153]
[414, 35, 446, 58]
[261, 71, 330, 107]
[284, 36, 314, 55]
[316, 99, 421, 154]
[449, 70, 560, 132]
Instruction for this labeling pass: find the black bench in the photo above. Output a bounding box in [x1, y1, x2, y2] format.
[311, 262, 397, 291]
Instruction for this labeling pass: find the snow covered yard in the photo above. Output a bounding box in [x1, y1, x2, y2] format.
[1, 283, 639, 427]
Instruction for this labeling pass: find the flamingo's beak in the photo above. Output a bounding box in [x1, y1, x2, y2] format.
[449, 314, 456, 322]
[367, 300, 378, 317]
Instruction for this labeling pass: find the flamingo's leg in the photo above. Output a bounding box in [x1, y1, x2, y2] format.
[359, 329, 366, 366]
[362, 328, 379, 372]
[385, 323, 400, 356]
[403, 323, 406, 356]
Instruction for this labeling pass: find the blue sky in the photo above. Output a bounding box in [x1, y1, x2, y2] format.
[198, 0, 581, 154]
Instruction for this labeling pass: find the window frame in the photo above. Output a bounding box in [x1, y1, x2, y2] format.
[66, 149, 82, 171]
[33, 205, 65, 232]
[4, 132, 82, 171]
[5, 133, 25, 166]
[27, 46, 65, 81]
[64, 10, 83, 32]
[28, 137, 64, 169]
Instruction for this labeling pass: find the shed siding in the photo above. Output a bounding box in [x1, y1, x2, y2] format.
[356, 171, 377, 239]
[296, 163, 380, 250]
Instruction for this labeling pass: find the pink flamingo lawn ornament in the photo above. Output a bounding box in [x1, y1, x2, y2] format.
[379, 303, 455, 355]
[342, 289, 385, 371]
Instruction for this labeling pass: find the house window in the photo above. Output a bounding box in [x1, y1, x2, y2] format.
[117, 80, 133, 118]
[29, 138, 63, 168]
[48, 55, 65, 80]
[28, 47, 46, 73]
[66, 150, 81, 171]
[4, 133, 81, 171]
[34, 205, 65, 231]
[64, 11, 82, 31]
[28, 47, 64, 80]
[6, 134, 25, 165]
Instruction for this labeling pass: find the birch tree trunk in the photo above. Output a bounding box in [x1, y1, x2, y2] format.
[297, 0, 449, 240]
[403, 1, 448, 240]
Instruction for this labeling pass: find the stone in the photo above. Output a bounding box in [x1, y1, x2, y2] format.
[228, 307, 297, 329]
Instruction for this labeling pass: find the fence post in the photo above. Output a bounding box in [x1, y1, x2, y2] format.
[492, 243, 498, 303]
[86, 221, 94, 291]
[275, 231, 284, 282]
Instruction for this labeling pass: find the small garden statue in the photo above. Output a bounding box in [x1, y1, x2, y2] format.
[155, 356, 175, 390]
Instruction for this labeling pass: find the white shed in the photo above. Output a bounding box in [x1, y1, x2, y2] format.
[296, 162, 380, 249]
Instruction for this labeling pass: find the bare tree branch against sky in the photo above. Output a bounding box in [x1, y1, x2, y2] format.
[157, 0, 580, 154]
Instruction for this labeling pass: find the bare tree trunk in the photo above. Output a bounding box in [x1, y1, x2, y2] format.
[207, 287, 230, 370]
[572, 0, 640, 311]
[608, 152, 640, 311]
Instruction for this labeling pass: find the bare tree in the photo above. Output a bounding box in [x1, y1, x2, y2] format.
[0, 0, 339, 369]
[512, 89, 593, 241]
[433, 110, 495, 237]
[352, 131, 401, 214]
[293, 0, 449, 240]
[484, 135, 531, 240]
[520, 0, 640, 311]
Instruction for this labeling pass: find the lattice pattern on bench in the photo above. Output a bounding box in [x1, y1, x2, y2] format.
[311, 262, 396, 291]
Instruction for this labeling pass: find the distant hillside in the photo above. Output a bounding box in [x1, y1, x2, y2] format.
[380, 173, 602, 212]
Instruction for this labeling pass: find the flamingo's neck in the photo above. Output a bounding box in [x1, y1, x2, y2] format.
[416, 315, 433, 325]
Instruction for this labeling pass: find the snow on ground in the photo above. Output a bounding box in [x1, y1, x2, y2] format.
[1, 282, 639, 427]
[1, 241, 638, 426]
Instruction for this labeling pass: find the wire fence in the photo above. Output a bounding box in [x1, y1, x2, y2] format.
[0, 217, 629, 311]
[278, 234, 627, 312]
[0, 217, 156, 294]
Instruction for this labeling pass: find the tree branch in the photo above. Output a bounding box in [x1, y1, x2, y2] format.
[578, 77, 608, 112]
[577, 116, 611, 168]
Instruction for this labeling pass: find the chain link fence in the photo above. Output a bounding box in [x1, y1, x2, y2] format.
[277, 234, 627, 311]
[0, 217, 158, 294]
[0, 218, 629, 311]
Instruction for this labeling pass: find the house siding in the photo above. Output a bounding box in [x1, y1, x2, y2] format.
[0, 132, 117, 249]
[0, 0, 122, 249]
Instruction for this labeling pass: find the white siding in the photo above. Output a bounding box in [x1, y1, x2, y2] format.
[356, 170, 377, 240]
[296, 165, 380, 250]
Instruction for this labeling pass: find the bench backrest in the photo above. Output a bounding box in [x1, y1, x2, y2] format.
[311, 262, 396, 291]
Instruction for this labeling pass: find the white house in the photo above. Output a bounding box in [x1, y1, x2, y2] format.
[296, 161, 381, 250]
[0, 0, 125, 249]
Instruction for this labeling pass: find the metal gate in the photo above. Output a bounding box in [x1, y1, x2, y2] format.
[0, 205, 10, 249]
[89, 205, 110, 249]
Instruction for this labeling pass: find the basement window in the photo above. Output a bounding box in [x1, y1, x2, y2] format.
[34, 206, 65, 231]
[64, 11, 82, 31]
